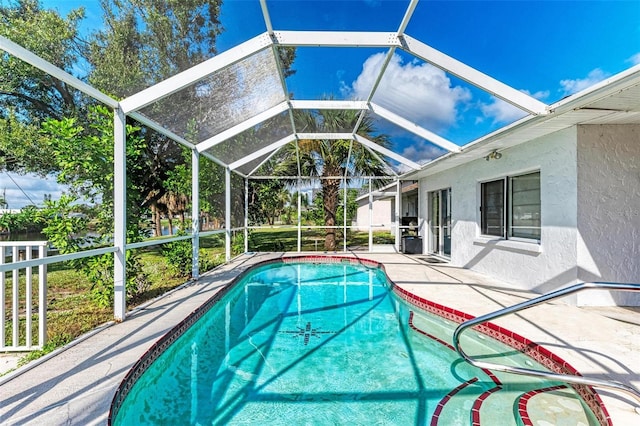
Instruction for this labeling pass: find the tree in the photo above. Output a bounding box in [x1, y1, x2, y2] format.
[274, 109, 390, 251]
[248, 180, 291, 226]
[83, 1, 226, 235]
[88, 0, 224, 98]
[0, 0, 87, 175]
[0, 0, 86, 121]
[41, 105, 147, 238]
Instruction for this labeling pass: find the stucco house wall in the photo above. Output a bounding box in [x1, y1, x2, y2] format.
[576, 124, 640, 305]
[354, 198, 393, 232]
[420, 127, 580, 294]
[419, 124, 640, 306]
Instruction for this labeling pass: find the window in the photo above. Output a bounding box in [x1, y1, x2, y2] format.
[480, 172, 540, 241]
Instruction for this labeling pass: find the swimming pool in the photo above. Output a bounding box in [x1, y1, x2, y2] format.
[109, 257, 608, 425]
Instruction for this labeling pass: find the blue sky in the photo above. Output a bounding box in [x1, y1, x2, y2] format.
[3, 0, 640, 208]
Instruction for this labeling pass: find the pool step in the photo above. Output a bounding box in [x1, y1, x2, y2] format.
[430, 377, 480, 425]
[408, 310, 599, 425]
[514, 385, 595, 426]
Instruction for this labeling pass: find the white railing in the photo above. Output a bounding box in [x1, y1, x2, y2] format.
[453, 282, 640, 410]
[0, 241, 48, 351]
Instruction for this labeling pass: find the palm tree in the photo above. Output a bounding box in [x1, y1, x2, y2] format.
[274, 108, 390, 251]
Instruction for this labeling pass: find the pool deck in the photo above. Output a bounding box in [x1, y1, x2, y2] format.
[1, 252, 638, 425]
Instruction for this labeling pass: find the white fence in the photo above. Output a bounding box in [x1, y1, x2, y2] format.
[0, 242, 48, 351]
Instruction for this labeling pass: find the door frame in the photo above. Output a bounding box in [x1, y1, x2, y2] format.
[427, 188, 451, 258]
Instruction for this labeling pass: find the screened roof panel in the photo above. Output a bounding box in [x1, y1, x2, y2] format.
[235, 151, 277, 176]
[250, 155, 281, 177]
[369, 49, 529, 146]
[137, 48, 285, 143]
[365, 114, 449, 166]
[367, 151, 403, 176]
[285, 47, 389, 100]
[216, 0, 268, 53]
[293, 109, 363, 133]
[205, 110, 293, 165]
[268, 1, 411, 32]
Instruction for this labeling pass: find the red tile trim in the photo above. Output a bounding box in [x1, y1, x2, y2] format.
[471, 386, 502, 426]
[430, 377, 479, 426]
[392, 284, 613, 426]
[517, 385, 567, 426]
[408, 311, 455, 350]
[281, 255, 382, 269]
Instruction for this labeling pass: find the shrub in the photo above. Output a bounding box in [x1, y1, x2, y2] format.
[162, 235, 193, 278]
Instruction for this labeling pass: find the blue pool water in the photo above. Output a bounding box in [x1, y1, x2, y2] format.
[112, 260, 599, 425]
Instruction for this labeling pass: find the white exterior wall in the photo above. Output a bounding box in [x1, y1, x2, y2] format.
[420, 127, 580, 294]
[354, 198, 393, 232]
[576, 124, 640, 305]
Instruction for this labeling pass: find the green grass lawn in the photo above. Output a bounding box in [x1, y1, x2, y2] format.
[248, 228, 395, 251]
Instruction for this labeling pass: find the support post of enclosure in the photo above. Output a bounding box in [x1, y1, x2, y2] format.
[113, 107, 127, 321]
[395, 179, 401, 252]
[225, 167, 231, 262]
[191, 149, 200, 279]
[244, 178, 249, 254]
[368, 178, 373, 252]
[297, 179, 302, 252]
[38, 244, 47, 346]
[343, 178, 347, 252]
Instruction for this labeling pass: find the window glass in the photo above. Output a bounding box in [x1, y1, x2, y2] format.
[481, 179, 504, 237]
[510, 172, 541, 240]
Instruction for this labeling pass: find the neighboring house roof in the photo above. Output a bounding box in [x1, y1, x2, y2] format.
[356, 180, 418, 202]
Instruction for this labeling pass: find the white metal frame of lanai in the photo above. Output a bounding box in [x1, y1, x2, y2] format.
[0, 0, 552, 322]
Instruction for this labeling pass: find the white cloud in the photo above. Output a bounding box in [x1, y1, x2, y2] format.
[559, 68, 610, 96]
[0, 173, 68, 209]
[400, 139, 447, 164]
[628, 52, 640, 66]
[478, 90, 549, 125]
[478, 98, 526, 124]
[344, 53, 472, 132]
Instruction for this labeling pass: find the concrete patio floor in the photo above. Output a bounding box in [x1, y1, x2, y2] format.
[1, 252, 638, 425]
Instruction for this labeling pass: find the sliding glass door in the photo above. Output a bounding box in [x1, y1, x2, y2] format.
[428, 188, 451, 257]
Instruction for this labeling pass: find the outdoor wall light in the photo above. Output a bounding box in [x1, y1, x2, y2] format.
[485, 150, 503, 161]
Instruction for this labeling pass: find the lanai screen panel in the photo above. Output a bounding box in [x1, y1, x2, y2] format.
[371, 49, 529, 145]
[230, 172, 245, 228]
[235, 151, 275, 177]
[200, 160, 227, 230]
[293, 109, 363, 133]
[137, 48, 285, 143]
[250, 155, 287, 177]
[267, 0, 410, 31]
[285, 47, 388, 101]
[365, 114, 449, 167]
[205, 111, 292, 165]
[360, 149, 407, 177]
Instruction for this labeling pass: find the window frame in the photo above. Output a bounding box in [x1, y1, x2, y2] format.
[479, 171, 541, 243]
[480, 177, 506, 238]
